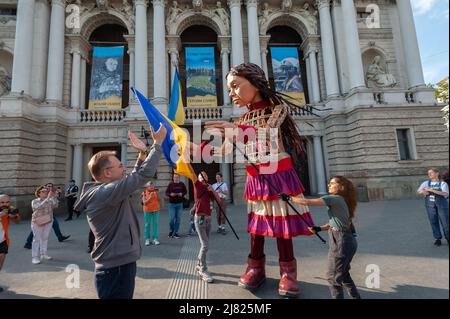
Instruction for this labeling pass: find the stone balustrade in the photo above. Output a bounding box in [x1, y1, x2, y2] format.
[79, 109, 127, 123]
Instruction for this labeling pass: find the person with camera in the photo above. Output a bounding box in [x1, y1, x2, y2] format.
[0, 194, 20, 293]
[24, 183, 70, 249]
[31, 185, 59, 264]
[165, 173, 187, 239]
[74, 125, 166, 299]
[65, 179, 79, 221]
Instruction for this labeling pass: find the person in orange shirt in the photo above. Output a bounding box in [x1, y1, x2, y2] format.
[141, 181, 161, 246]
[0, 194, 20, 293]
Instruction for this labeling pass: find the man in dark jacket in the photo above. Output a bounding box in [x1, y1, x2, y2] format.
[75, 124, 166, 299]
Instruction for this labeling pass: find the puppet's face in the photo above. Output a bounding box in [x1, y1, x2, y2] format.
[227, 74, 260, 108]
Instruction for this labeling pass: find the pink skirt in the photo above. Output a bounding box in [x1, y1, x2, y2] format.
[244, 157, 314, 239]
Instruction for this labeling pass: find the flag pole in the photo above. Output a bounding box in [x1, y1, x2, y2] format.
[197, 171, 239, 240]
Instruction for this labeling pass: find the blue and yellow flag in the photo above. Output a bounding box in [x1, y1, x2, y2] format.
[168, 69, 186, 125]
[131, 87, 195, 181]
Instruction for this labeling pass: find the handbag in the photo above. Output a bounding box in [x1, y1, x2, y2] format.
[182, 197, 190, 209]
[34, 214, 52, 226]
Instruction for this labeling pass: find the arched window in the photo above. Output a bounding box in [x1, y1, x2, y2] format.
[267, 26, 309, 104]
[85, 24, 129, 109]
[179, 25, 222, 107]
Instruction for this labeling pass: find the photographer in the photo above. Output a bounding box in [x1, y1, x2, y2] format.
[0, 194, 20, 293]
[24, 183, 70, 249]
[65, 179, 79, 221]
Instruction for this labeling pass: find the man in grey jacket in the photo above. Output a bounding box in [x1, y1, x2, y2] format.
[75, 124, 166, 299]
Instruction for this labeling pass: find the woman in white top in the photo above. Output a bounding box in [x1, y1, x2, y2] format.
[417, 168, 449, 246]
[212, 172, 229, 234]
[31, 185, 59, 264]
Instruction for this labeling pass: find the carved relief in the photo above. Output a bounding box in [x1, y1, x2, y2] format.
[0, 65, 11, 97]
[259, 2, 318, 35]
[192, 0, 203, 11]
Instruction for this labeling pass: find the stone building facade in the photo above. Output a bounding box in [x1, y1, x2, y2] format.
[0, 0, 448, 215]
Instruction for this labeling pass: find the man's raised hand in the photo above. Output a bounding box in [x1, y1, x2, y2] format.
[150, 123, 167, 146]
[128, 130, 147, 152]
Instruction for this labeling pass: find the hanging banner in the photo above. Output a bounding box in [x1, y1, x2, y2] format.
[270, 47, 306, 105]
[88, 46, 124, 110]
[185, 47, 217, 108]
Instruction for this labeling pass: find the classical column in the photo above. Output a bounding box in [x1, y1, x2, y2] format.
[11, 0, 36, 95]
[246, 0, 262, 66]
[260, 35, 270, 80]
[46, 0, 66, 102]
[221, 48, 231, 105]
[70, 49, 81, 108]
[72, 144, 83, 187]
[397, 0, 425, 88]
[308, 50, 321, 103]
[135, 0, 148, 97]
[220, 163, 232, 203]
[124, 35, 135, 94]
[341, 0, 365, 90]
[261, 49, 269, 79]
[152, 0, 167, 100]
[128, 48, 135, 89]
[316, 0, 340, 97]
[313, 136, 327, 195]
[169, 48, 179, 88]
[80, 57, 87, 109]
[331, 0, 349, 94]
[121, 142, 128, 167]
[305, 55, 313, 104]
[30, 0, 50, 100]
[228, 0, 244, 66]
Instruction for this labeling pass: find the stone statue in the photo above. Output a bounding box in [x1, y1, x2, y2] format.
[366, 55, 397, 88]
[300, 2, 318, 33]
[121, 0, 135, 33]
[96, 0, 109, 10]
[0, 66, 11, 97]
[214, 2, 229, 31]
[167, 1, 182, 32]
[192, 0, 203, 11]
[259, 3, 271, 29]
[281, 0, 292, 11]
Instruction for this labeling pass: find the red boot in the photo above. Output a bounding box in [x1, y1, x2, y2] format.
[238, 256, 266, 290]
[279, 259, 300, 297]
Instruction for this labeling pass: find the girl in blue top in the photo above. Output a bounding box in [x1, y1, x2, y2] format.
[292, 176, 361, 299]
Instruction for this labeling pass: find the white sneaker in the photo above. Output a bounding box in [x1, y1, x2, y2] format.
[40, 255, 52, 260]
[145, 239, 151, 246]
[32, 258, 41, 264]
[198, 270, 214, 283]
[152, 239, 160, 246]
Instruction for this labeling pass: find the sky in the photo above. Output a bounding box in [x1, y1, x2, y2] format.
[411, 0, 449, 84]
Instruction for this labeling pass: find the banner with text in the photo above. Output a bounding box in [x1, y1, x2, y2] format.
[185, 47, 217, 108]
[270, 47, 305, 105]
[88, 46, 124, 110]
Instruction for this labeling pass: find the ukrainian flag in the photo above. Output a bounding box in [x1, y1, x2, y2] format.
[168, 69, 186, 125]
[131, 87, 195, 181]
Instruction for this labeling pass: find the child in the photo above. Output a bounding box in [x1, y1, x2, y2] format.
[291, 176, 361, 299]
[141, 181, 161, 246]
[0, 194, 20, 293]
[193, 171, 220, 283]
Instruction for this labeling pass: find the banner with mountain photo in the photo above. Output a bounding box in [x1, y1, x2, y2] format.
[88, 46, 124, 110]
[185, 47, 217, 107]
[270, 47, 306, 105]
